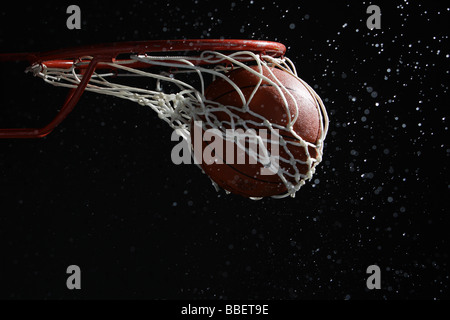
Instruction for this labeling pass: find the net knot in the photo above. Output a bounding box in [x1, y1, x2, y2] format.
[25, 63, 43, 77]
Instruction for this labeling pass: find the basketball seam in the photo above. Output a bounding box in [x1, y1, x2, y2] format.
[208, 84, 312, 143]
[313, 97, 322, 143]
[224, 162, 284, 184]
[208, 84, 298, 102]
[294, 80, 322, 144]
[202, 143, 284, 185]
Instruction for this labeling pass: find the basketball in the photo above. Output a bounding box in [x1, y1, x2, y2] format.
[191, 66, 322, 198]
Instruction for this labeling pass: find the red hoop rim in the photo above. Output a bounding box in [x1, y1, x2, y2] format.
[1, 39, 285, 66]
[0, 39, 287, 138]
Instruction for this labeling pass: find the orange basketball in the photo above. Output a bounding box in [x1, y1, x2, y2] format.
[190, 66, 322, 198]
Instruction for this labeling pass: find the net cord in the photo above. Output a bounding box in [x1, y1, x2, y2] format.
[28, 50, 328, 199]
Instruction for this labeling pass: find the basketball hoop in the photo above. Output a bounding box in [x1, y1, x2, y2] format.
[0, 39, 328, 199]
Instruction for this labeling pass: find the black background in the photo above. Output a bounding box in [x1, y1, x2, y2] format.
[0, 1, 448, 299]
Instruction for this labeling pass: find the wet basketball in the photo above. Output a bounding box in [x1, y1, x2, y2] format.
[191, 66, 322, 198]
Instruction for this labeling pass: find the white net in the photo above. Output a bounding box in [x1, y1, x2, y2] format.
[27, 50, 328, 199]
